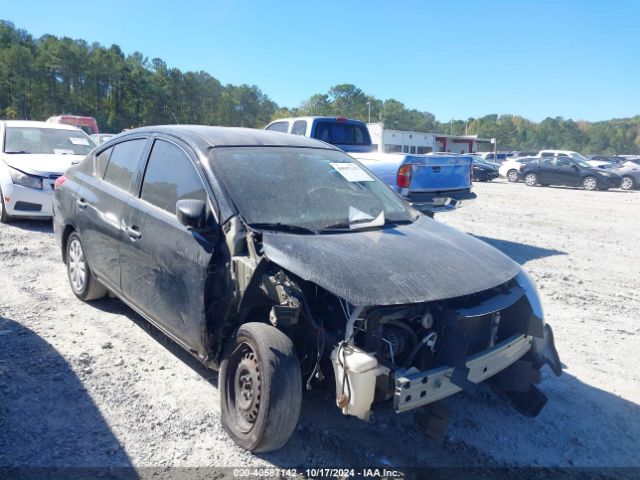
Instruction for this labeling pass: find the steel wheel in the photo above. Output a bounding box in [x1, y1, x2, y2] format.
[621, 176, 634, 190]
[68, 237, 87, 293]
[524, 173, 537, 186]
[228, 344, 262, 434]
[219, 322, 301, 452]
[507, 169, 519, 182]
[582, 176, 597, 191]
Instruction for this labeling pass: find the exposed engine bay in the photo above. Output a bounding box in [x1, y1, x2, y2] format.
[216, 215, 562, 423]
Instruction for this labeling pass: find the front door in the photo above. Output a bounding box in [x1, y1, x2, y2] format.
[119, 138, 215, 353]
[554, 157, 580, 186]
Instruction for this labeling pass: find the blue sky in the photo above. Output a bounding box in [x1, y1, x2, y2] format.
[2, 0, 639, 122]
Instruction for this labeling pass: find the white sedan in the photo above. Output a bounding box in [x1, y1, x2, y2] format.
[499, 156, 539, 182]
[0, 121, 95, 222]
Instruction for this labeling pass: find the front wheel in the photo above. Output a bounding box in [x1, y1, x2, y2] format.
[582, 176, 598, 191]
[621, 176, 635, 190]
[219, 322, 302, 453]
[524, 173, 538, 186]
[507, 169, 519, 182]
[66, 232, 107, 301]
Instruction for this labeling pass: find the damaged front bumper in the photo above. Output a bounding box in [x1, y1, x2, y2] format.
[394, 334, 532, 413]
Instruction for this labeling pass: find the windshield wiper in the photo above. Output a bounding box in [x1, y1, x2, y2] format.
[248, 222, 316, 235]
[319, 218, 402, 233]
[5, 150, 30, 154]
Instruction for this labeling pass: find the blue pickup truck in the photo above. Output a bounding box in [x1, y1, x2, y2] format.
[265, 116, 476, 215]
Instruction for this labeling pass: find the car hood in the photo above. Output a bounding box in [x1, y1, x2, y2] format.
[262, 215, 521, 306]
[1, 154, 83, 176]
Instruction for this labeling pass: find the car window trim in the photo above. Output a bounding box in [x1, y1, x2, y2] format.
[134, 136, 218, 223]
[100, 136, 150, 194]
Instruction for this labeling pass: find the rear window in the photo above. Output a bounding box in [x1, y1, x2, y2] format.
[314, 122, 371, 146]
[266, 121, 289, 133]
[103, 139, 146, 191]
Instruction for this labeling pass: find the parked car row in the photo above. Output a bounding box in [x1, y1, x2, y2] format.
[495, 149, 639, 191]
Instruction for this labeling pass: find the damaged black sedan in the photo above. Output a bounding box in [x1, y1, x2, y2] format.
[53, 126, 561, 452]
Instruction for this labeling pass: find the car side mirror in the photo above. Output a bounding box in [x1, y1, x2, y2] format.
[176, 199, 207, 230]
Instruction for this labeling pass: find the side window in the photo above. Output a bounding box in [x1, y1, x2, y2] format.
[95, 147, 113, 178]
[103, 139, 146, 191]
[541, 152, 554, 157]
[140, 139, 207, 215]
[291, 120, 307, 136]
[556, 157, 571, 168]
[266, 121, 289, 133]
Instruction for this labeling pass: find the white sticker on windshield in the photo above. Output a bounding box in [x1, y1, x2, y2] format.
[69, 137, 90, 146]
[330, 162, 374, 182]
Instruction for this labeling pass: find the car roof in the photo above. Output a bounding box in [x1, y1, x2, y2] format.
[121, 125, 340, 150]
[267, 116, 365, 124]
[1, 120, 84, 131]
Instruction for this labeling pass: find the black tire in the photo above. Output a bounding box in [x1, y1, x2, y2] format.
[506, 169, 519, 182]
[219, 322, 301, 453]
[582, 176, 598, 191]
[0, 187, 11, 224]
[66, 232, 108, 301]
[621, 176, 635, 190]
[524, 172, 538, 187]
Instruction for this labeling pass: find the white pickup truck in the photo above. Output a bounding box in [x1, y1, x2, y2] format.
[265, 116, 476, 216]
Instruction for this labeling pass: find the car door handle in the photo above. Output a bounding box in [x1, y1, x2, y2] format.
[76, 198, 88, 210]
[125, 225, 142, 240]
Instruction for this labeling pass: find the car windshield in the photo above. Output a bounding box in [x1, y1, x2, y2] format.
[212, 146, 418, 232]
[568, 152, 589, 163]
[4, 127, 95, 155]
[573, 158, 591, 168]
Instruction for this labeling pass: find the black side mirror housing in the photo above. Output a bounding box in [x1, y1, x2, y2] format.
[176, 199, 207, 230]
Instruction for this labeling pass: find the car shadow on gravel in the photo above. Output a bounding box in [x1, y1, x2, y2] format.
[90, 297, 218, 384]
[0, 316, 137, 475]
[473, 236, 567, 265]
[446, 370, 640, 468]
[4, 219, 53, 233]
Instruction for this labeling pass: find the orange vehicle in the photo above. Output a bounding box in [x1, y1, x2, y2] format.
[46, 115, 99, 135]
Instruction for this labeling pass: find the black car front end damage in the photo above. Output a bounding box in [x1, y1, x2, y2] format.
[212, 214, 562, 423]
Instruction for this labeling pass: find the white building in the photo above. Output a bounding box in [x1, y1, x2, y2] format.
[367, 122, 492, 154]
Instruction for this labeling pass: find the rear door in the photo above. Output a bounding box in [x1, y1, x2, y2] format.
[74, 137, 149, 291]
[554, 157, 580, 186]
[536, 157, 557, 183]
[119, 137, 215, 352]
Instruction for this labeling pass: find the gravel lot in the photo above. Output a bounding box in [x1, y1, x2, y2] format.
[1, 179, 639, 473]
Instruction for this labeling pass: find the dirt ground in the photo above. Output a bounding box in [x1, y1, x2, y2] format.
[1, 179, 639, 473]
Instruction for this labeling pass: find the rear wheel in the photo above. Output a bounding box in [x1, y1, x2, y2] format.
[66, 232, 107, 301]
[219, 322, 301, 453]
[621, 176, 634, 190]
[0, 187, 11, 223]
[524, 173, 538, 186]
[582, 176, 598, 191]
[507, 169, 519, 182]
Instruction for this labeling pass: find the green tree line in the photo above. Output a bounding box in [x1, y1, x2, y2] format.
[1, 20, 639, 154]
